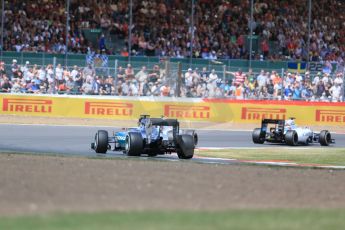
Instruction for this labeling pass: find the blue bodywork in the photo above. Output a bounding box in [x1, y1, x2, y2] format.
[91, 115, 197, 158]
[114, 131, 127, 149]
[113, 119, 162, 150]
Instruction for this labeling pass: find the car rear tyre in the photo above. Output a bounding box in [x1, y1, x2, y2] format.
[319, 130, 331, 146]
[193, 133, 198, 146]
[252, 128, 265, 144]
[177, 134, 194, 159]
[125, 132, 143, 156]
[285, 130, 298, 146]
[181, 130, 198, 147]
[94, 130, 108, 154]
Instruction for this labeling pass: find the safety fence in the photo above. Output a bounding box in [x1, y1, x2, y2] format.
[1, 94, 345, 126]
[1, 51, 343, 75]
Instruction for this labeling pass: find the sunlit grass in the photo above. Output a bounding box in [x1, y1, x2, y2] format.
[196, 148, 345, 166]
[1, 209, 345, 230]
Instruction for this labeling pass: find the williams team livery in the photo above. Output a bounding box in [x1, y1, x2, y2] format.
[252, 118, 335, 146]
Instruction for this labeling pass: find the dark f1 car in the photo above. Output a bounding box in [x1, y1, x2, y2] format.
[91, 115, 197, 159]
[252, 118, 335, 146]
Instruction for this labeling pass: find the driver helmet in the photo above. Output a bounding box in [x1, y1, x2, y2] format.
[285, 119, 296, 127]
[138, 117, 147, 126]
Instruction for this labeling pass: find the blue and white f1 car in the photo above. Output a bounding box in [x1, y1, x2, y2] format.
[252, 118, 335, 146]
[91, 115, 198, 159]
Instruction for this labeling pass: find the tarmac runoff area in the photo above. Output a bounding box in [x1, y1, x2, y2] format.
[0, 122, 344, 169]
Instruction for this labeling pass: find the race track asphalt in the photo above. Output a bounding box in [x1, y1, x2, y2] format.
[0, 124, 344, 164]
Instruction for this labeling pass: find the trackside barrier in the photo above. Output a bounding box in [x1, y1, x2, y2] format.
[1, 94, 345, 126]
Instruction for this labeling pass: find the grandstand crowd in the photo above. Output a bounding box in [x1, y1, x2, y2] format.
[2, 0, 345, 62]
[0, 59, 343, 102]
[1, 0, 344, 101]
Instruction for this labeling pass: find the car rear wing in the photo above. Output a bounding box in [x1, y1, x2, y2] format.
[139, 114, 179, 127]
[262, 119, 285, 125]
[260, 119, 285, 133]
[150, 118, 179, 127]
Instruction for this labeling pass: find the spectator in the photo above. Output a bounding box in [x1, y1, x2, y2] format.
[71, 66, 79, 81]
[284, 84, 293, 100]
[125, 64, 135, 80]
[120, 48, 129, 57]
[0, 62, 5, 76]
[20, 61, 30, 79]
[334, 73, 344, 86]
[148, 65, 160, 83]
[0, 76, 12, 92]
[99, 34, 106, 51]
[200, 67, 209, 83]
[208, 69, 218, 88]
[121, 80, 130, 96]
[322, 73, 332, 85]
[28, 79, 40, 94]
[65, 76, 76, 93]
[295, 73, 303, 84]
[257, 70, 267, 95]
[105, 76, 115, 95]
[221, 80, 231, 97]
[10, 78, 21, 93]
[142, 80, 151, 96]
[192, 68, 201, 86]
[302, 83, 313, 101]
[312, 72, 321, 85]
[92, 76, 101, 95]
[235, 83, 244, 99]
[129, 80, 139, 96]
[316, 80, 325, 99]
[151, 80, 161, 96]
[83, 64, 95, 78]
[184, 68, 194, 89]
[116, 66, 126, 82]
[38, 66, 47, 82]
[196, 82, 206, 97]
[58, 81, 67, 93]
[267, 79, 275, 98]
[46, 64, 55, 82]
[330, 83, 343, 102]
[135, 66, 148, 95]
[55, 64, 64, 84]
[160, 82, 171, 96]
[261, 39, 269, 59]
[98, 78, 107, 95]
[81, 79, 93, 95]
[292, 84, 302, 101]
[11, 59, 19, 79]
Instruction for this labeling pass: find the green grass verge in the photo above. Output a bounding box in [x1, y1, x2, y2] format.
[1, 209, 345, 230]
[196, 148, 345, 166]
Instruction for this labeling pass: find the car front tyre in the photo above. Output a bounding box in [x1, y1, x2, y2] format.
[94, 130, 108, 154]
[319, 130, 331, 146]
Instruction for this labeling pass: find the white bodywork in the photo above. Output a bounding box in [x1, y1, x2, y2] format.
[287, 127, 313, 144]
[284, 119, 313, 144]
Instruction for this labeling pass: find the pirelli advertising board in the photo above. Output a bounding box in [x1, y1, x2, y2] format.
[1, 94, 345, 126]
